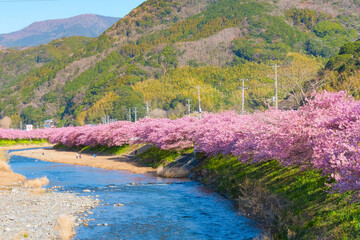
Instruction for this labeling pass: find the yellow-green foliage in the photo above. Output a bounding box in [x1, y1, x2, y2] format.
[0, 36, 90, 88]
[279, 52, 324, 104]
[0, 139, 47, 146]
[46, 36, 91, 58]
[136, 146, 186, 168]
[285, 8, 319, 29]
[55, 143, 133, 156]
[133, 55, 322, 112]
[319, 40, 360, 98]
[133, 74, 223, 111]
[77, 91, 119, 125]
[322, 72, 360, 99]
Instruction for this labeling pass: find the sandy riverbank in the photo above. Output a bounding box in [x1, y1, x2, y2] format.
[11, 147, 156, 174]
[0, 165, 26, 187]
[0, 150, 26, 187]
[0, 148, 99, 239]
[0, 143, 53, 187]
[0, 186, 99, 239]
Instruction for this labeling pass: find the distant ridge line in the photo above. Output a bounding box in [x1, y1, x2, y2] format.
[0, 14, 120, 47]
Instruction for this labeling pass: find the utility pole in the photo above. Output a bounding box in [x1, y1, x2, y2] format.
[145, 102, 150, 118]
[134, 107, 138, 122]
[274, 64, 278, 110]
[186, 99, 191, 117]
[238, 79, 248, 114]
[102, 114, 109, 124]
[128, 108, 132, 122]
[197, 86, 202, 119]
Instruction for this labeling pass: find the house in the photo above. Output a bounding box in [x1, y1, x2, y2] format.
[44, 119, 55, 128]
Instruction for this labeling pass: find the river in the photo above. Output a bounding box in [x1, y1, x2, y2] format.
[9, 149, 260, 239]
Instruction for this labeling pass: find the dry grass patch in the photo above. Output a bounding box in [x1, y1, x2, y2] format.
[25, 176, 49, 188]
[56, 215, 75, 240]
[0, 150, 26, 186]
[29, 187, 47, 195]
[0, 160, 10, 172]
[0, 150, 10, 172]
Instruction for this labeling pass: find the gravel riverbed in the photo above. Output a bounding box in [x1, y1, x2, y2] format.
[0, 186, 99, 239]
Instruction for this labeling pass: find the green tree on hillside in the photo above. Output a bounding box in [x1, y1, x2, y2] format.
[20, 106, 44, 125]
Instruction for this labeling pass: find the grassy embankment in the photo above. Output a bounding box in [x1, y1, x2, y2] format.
[135, 146, 193, 168]
[0, 139, 48, 146]
[135, 147, 360, 240]
[54, 143, 136, 156]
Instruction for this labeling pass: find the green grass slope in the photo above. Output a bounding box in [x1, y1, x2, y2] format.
[195, 156, 360, 239]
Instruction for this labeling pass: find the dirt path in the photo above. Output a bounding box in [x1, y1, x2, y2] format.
[11, 148, 156, 174]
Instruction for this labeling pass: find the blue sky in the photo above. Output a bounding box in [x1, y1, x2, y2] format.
[0, 0, 145, 34]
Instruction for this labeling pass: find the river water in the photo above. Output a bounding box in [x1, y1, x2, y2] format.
[9, 149, 260, 239]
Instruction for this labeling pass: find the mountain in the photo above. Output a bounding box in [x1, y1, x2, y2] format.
[0, 0, 359, 127]
[0, 14, 120, 47]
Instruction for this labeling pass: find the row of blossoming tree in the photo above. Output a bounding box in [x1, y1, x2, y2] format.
[1, 91, 359, 194]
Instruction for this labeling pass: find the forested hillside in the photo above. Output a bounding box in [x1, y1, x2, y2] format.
[0, 0, 359, 127]
[318, 39, 360, 97]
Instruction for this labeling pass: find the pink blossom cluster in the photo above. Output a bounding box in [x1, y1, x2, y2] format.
[134, 117, 197, 150]
[1, 91, 360, 193]
[0, 128, 56, 140]
[48, 121, 135, 147]
[193, 91, 360, 193]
